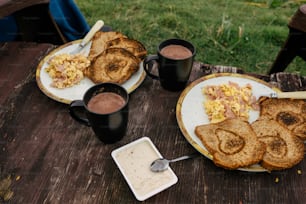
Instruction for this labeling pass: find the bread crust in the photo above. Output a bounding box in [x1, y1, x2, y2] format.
[88, 31, 127, 61]
[85, 31, 147, 85]
[195, 118, 266, 170]
[86, 48, 139, 84]
[259, 98, 306, 140]
[251, 116, 304, 170]
[106, 37, 147, 62]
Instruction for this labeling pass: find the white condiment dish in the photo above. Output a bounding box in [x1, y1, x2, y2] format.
[111, 137, 178, 201]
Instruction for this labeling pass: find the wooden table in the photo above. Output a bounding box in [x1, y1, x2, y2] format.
[0, 42, 305, 204]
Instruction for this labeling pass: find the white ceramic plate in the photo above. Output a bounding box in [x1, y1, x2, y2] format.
[111, 137, 178, 201]
[36, 40, 146, 104]
[176, 73, 280, 172]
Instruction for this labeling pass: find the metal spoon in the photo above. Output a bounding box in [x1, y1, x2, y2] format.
[150, 152, 200, 172]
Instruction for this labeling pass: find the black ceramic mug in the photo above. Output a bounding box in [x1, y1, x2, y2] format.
[144, 39, 196, 91]
[69, 83, 129, 144]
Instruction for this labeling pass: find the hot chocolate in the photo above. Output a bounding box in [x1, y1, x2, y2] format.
[160, 44, 192, 60]
[87, 92, 125, 114]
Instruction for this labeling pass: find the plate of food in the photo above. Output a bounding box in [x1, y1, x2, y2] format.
[36, 31, 147, 104]
[176, 73, 282, 172]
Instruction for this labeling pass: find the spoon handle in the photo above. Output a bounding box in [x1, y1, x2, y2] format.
[169, 152, 200, 163]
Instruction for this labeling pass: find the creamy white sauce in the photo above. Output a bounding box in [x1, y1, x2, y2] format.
[114, 140, 176, 197]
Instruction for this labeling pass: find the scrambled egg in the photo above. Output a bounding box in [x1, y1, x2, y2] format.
[45, 53, 90, 88]
[202, 81, 258, 123]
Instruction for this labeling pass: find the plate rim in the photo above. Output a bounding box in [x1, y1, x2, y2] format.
[36, 40, 146, 104]
[176, 73, 281, 172]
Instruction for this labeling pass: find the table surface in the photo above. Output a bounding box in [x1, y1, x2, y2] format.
[0, 42, 305, 204]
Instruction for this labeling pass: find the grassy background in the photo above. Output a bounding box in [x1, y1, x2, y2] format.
[75, 0, 306, 75]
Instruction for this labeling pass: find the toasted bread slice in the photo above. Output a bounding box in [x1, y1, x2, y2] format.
[106, 37, 147, 62]
[195, 118, 265, 170]
[88, 31, 127, 61]
[86, 48, 139, 84]
[259, 98, 306, 140]
[251, 116, 304, 171]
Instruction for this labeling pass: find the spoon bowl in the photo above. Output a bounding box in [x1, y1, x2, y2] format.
[150, 152, 200, 172]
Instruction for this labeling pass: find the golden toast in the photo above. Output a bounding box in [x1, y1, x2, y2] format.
[88, 31, 127, 61]
[106, 37, 147, 62]
[195, 118, 266, 170]
[251, 116, 304, 171]
[259, 98, 306, 140]
[86, 48, 139, 84]
[85, 31, 147, 84]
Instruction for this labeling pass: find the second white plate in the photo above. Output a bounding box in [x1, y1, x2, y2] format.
[176, 73, 280, 172]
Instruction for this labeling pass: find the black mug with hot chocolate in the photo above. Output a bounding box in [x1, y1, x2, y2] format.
[144, 39, 196, 91]
[69, 83, 129, 144]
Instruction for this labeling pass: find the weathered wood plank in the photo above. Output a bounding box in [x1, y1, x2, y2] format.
[0, 42, 305, 204]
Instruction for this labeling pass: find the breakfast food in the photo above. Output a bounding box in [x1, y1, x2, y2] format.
[111, 137, 178, 201]
[45, 31, 147, 88]
[106, 37, 147, 62]
[88, 31, 127, 60]
[202, 81, 259, 123]
[86, 48, 139, 84]
[251, 116, 305, 171]
[195, 118, 266, 170]
[195, 82, 305, 171]
[259, 98, 306, 140]
[45, 53, 90, 88]
[85, 31, 147, 84]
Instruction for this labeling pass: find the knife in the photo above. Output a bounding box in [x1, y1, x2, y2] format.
[270, 91, 306, 99]
[70, 20, 104, 54]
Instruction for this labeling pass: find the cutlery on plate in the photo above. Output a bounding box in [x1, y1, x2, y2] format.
[150, 152, 200, 172]
[270, 91, 306, 99]
[70, 20, 104, 54]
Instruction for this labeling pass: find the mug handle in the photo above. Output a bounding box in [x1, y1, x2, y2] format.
[69, 100, 91, 126]
[143, 55, 160, 80]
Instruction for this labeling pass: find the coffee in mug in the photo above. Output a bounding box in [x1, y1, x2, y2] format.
[69, 83, 129, 144]
[87, 92, 125, 114]
[144, 39, 196, 91]
[160, 45, 193, 60]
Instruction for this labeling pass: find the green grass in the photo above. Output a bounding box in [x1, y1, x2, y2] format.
[75, 0, 306, 75]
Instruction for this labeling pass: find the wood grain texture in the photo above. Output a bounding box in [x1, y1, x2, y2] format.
[0, 42, 305, 204]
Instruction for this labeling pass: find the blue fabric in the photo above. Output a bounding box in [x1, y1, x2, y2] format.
[0, 0, 90, 42]
[49, 0, 90, 41]
[0, 16, 18, 41]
